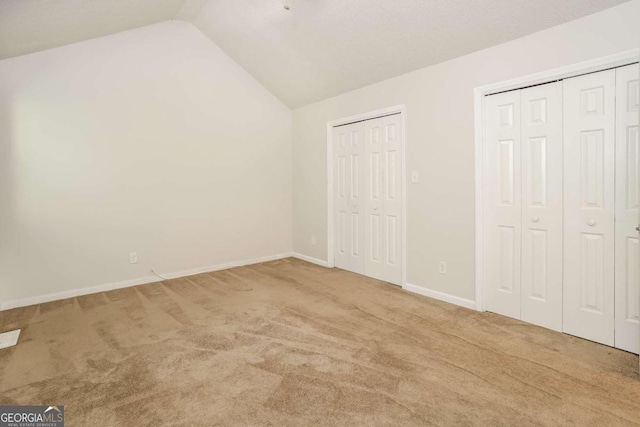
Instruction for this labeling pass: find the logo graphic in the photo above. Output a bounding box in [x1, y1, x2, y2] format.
[0, 405, 64, 427]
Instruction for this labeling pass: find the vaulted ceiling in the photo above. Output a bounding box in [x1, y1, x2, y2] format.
[0, 0, 186, 59]
[0, 0, 631, 108]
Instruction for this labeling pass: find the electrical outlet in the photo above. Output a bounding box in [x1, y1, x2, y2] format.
[438, 261, 447, 274]
[411, 170, 419, 183]
[129, 252, 138, 264]
[311, 235, 317, 245]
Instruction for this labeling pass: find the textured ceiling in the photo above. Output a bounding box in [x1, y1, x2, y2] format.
[181, 0, 630, 108]
[0, 0, 631, 108]
[0, 0, 187, 60]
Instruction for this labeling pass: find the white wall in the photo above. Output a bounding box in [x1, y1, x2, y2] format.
[0, 21, 292, 306]
[292, 1, 640, 300]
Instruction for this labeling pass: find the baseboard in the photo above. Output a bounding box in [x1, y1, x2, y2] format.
[146, 252, 294, 280]
[403, 282, 477, 310]
[291, 252, 330, 267]
[0, 252, 293, 311]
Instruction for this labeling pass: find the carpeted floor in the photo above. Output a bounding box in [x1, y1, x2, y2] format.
[1, 258, 639, 426]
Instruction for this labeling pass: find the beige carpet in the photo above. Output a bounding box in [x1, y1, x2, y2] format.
[1, 258, 639, 426]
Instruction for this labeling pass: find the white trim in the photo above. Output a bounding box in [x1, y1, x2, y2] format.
[474, 49, 640, 314]
[401, 107, 408, 289]
[292, 252, 330, 267]
[403, 283, 477, 310]
[0, 253, 293, 311]
[326, 105, 407, 285]
[326, 120, 335, 269]
[474, 83, 486, 312]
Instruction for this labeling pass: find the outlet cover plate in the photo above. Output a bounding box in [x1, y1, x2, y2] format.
[438, 262, 447, 274]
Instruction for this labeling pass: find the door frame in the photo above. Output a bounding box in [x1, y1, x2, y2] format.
[326, 105, 407, 286]
[474, 49, 639, 312]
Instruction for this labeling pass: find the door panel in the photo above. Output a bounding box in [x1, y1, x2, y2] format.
[334, 122, 365, 275]
[364, 118, 385, 281]
[485, 90, 522, 319]
[520, 82, 563, 331]
[382, 114, 403, 285]
[563, 69, 616, 346]
[334, 128, 351, 270]
[615, 63, 640, 354]
[349, 125, 365, 274]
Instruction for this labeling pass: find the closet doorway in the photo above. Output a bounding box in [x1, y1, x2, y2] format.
[327, 106, 406, 286]
[478, 56, 639, 354]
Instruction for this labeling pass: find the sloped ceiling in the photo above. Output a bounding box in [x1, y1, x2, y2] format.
[0, 0, 187, 59]
[0, 0, 631, 108]
[182, 0, 630, 108]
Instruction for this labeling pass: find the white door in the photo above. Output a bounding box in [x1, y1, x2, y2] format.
[334, 113, 403, 285]
[520, 82, 563, 331]
[334, 122, 365, 275]
[381, 114, 403, 285]
[484, 90, 522, 319]
[615, 63, 640, 354]
[563, 69, 616, 346]
[364, 117, 385, 281]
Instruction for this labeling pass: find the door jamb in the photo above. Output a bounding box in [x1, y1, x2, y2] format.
[327, 105, 407, 286]
[474, 49, 639, 312]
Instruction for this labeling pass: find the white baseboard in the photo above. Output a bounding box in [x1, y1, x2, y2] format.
[291, 252, 330, 267]
[0, 252, 293, 311]
[403, 282, 477, 310]
[145, 252, 294, 280]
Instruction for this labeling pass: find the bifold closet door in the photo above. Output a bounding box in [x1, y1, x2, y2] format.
[520, 82, 563, 331]
[485, 83, 563, 327]
[334, 122, 365, 275]
[485, 90, 522, 319]
[614, 63, 640, 354]
[486, 65, 639, 352]
[563, 69, 616, 347]
[363, 115, 403, 285]
[334, 114, 403, 285]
